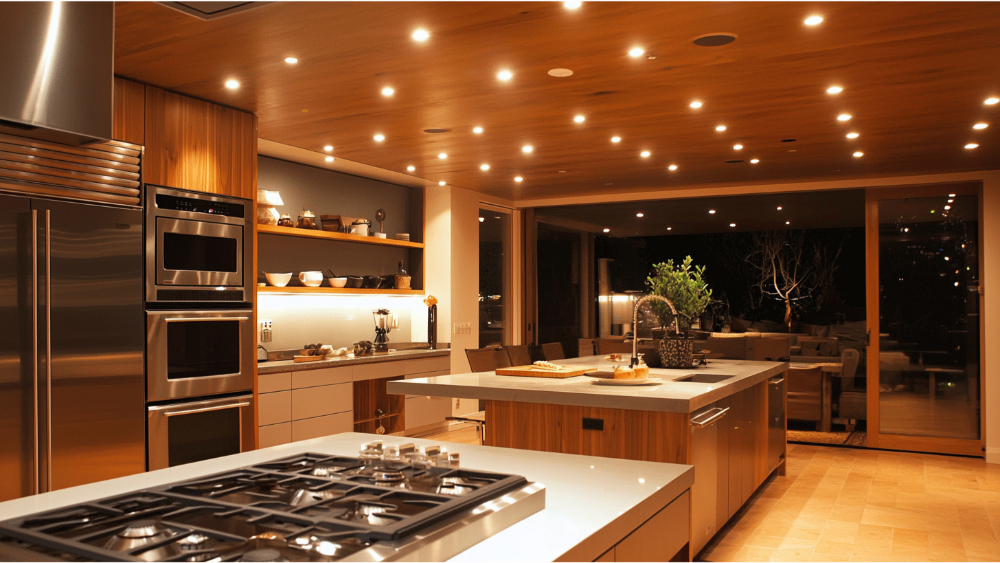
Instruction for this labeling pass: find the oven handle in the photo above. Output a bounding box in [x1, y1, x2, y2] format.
[163, 317, 250, 323]
[161, 401, 250, 417]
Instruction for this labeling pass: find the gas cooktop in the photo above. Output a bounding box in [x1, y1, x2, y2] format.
[0, 443, 545, 562]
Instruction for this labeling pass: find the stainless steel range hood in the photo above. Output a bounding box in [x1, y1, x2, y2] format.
[0, 1, 114, 145]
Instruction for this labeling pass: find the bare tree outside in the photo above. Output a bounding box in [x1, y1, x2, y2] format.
[746, 230, 813, 330]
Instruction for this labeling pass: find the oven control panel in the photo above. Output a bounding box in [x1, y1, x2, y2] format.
[156, 194, 245, 219]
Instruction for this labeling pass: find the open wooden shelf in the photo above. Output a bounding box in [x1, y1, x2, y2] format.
[258, 224, 424, 249]
[258, 285, 423, 296]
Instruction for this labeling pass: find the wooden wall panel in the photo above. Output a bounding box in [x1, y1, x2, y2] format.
[112, 77, 145, 146]
[485, 401, 689, 464]
[144, 86, 256, 199]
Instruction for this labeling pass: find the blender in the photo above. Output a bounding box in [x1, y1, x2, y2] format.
[373, 308, 398, 353]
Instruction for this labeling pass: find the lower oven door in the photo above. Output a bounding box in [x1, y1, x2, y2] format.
[147, 394, 254, 471]
[147, 309, 254, 402]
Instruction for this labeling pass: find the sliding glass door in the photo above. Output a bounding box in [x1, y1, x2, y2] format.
[866, 184, 983, 456]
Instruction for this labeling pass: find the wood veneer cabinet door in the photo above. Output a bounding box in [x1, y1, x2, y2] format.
[144, 86, 257, 199]
[113, 77, 145, 146]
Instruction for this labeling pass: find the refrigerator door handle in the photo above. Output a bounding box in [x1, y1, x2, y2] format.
[44, 209, 52, 493]
[31, 210, 39, 496]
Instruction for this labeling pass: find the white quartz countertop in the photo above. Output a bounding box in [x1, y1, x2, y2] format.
[389, 357, 787, 413]
[0, 433, 693, 562]
[258, 348, 450, 374]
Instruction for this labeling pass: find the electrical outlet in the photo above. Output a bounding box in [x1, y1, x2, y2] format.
[453, 322, 472, 335]
[259, 320, 273, 342]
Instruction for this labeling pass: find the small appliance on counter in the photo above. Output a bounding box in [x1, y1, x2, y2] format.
[0, 444, 545, 562]
[373, 308, 398, 353]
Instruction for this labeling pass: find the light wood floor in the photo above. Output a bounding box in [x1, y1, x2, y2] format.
[418, 423, 483, 445]
[422, 426, 996, 561]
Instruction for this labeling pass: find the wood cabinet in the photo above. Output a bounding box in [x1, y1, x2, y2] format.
[144, 86, 257, 199]
[726, 381, 770, 517]
[112, 77, 145, 146]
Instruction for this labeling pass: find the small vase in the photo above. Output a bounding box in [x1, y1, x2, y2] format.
[658, 337, 694, 368]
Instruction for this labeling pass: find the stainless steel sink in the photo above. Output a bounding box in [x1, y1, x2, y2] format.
[673, 374, 734, 384]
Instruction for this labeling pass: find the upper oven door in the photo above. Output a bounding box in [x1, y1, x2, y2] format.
[146, 309, 254, 402]
[156, 217, 244, 288]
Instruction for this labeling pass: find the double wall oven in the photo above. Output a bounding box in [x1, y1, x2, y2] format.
[144, 185, 254, 470]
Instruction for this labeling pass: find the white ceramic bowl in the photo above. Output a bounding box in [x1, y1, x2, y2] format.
[329, 277, 348, 288]
[264, 272, 292, 287]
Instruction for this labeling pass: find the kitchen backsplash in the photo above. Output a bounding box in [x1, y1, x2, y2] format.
[257, 294, 430, 351]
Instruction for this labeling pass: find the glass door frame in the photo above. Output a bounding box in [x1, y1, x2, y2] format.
[479, 203, 518, 347]
[865, 182, 984, 456]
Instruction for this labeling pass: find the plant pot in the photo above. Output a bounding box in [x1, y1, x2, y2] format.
[658, 337, 694, 368]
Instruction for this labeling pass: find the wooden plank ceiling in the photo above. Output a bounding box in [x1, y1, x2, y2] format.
[114, 2, 1000, 201]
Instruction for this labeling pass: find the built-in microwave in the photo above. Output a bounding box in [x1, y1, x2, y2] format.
[145, 185, 251, 304]
[146, 309, 254, 403]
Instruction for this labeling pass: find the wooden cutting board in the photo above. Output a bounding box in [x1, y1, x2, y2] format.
[293, 355, 327, 363]
[496, 365, 594, 378]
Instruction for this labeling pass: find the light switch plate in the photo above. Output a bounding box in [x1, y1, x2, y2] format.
[453, 322, 472, 335]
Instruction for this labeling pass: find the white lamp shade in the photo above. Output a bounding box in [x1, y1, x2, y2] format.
[257, 190, 284, 206]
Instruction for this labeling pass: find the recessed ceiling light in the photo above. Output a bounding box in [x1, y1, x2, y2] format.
[949, 193, 956, 196]
[324, 156, 334, 162]
[837, 114, 852, 121]
[944, 205, 952, 210]
[480, 164, 490, 171]
[573, 115, 586, 123]
[985, 97, 999, 105]
[564, 0, 582, 9]
[603, 228, 610, 233]
[479, 217, 485, 223]
[668, 164, 678, 171]
[611, 136, 621, 143]
[473, 126, 484, 134]
[827, 86, 843, 94]
[948, 199, 954, 203]
[786, 221, 791, 225]
[323, 145, 333, 152]
[853, 151, 864, 157]
[225, 79, 239, 89]
[804, 15, 824, 25]
[412, 29, 430, 42]
[750, 158, 760, 164]
[438, 153, 447, 159]
[628, 47, 645, 58]
[690, 101, 703, 108]
[381, 87, 394, 97]
[667, 227, 672, 230]
[640, 150, 651, 158]
[284, 57, 298, 64]
[514, 176, 523, 182]
[438, 181, 446, 186]
[548, 68, 574, 77]
[522, 145, 534, 153]
[730, 223, 737, 227]
[846, 132, 859, 139]
[716, 125, 727, 132]
[373, 134, 385, 142]
[497, 70, 513, 81]
[709, 209, 716, 214]
[973, 123, 988, 130]
[636, 213, 644, 218]
[777, 206, 783, 210]
[965, 143, 979, 149]
[407, 165, 415, 172]
[733, 144, 743, 150]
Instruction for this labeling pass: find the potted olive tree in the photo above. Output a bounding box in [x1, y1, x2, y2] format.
[646, 256, 712, 367]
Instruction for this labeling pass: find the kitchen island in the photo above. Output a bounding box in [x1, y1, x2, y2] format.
[0, 433, 694, 562]
[388, 357, 789, 556]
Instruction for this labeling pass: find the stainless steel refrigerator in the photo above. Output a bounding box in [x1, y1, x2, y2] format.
[0, 194, 145, 502]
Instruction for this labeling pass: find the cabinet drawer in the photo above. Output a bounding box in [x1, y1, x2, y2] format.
[405, 395, 451, 429]
[259, 423, 291, 448]
[614, 491, 689, 562]
[259, 372, 291, 394]
[404, 356, 450, 375]
[292, 412, 353, 442]
[292, 383, 352, 420]
[259, 391, 291, 426]
[405, 369, 450, 380]
[354, 361, 405, 382]
[292, 366, 352, 389]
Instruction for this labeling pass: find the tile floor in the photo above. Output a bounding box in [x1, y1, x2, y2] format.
[425, 424, 994, 561]
[700, 444, 997, 562]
